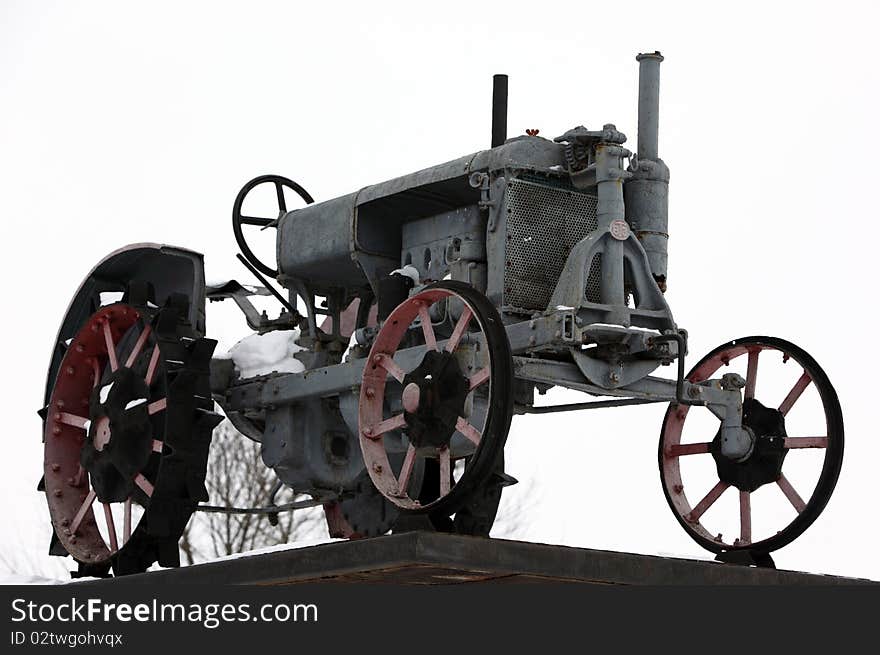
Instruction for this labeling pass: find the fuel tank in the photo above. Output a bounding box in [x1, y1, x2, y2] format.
[275, 137, 567, 291]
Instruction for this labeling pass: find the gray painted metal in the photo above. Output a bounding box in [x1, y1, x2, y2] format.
[210, 50, 761, 524]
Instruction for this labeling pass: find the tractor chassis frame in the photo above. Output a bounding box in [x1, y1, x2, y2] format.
[220, 308, 747, 459]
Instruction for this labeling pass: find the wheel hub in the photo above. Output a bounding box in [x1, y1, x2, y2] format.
[82, 366, 154, 503]
[402, 350, 469, 449]
[710, 398, 788, 492]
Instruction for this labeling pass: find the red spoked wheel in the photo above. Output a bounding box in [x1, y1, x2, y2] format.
[659, 336, 844, 554]
[42, 300, 218, 574]
[359, 281, 513, 515]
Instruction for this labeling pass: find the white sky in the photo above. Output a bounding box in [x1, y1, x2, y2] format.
[2, 0, 879, 580]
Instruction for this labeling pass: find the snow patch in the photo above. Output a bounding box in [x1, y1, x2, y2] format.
[99, 382, 114, 404]
[226, 329, 308, 378]
[99, 291, 124, 306]
[391, 265, 420, 285]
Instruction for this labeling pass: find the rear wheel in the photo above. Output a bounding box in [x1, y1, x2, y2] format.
[358, 281, 513, 518]
[42, 295, 220, 575]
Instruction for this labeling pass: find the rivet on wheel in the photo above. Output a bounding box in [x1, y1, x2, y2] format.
[60, 518, 69, 527]
[673, 484, 683, 494]
[373, 354, 383, 364]
[365, 387, 375, 399]
[75, 344, 85, 353]
[66, 366, 75, 375]
[69, 537, 77, 544]
[363, 427, 374, 437]
[56, 400, 65, 409]
[53, 489, 62, 497]
[51, 463, 61, 472]
[373, 463, 383, 473]
[52, 426, 61, 436]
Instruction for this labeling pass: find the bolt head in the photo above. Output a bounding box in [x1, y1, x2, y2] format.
[52, 426, 61, 436]
[53, 489, 62, 497]
[51, 463, 61, 472]
[365, 387, 375, 399]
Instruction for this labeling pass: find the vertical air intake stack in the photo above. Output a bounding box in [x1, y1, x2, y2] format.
[625, 51, 670, 291]
[491, 74, 508, 148]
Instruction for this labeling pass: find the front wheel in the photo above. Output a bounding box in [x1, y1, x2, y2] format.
[659, 336, 843, 554]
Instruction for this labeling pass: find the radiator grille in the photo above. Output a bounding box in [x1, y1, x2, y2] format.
[503, 178, 599, 311]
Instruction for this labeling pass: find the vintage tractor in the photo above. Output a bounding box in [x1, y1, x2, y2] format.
[39, 52, 843, 575]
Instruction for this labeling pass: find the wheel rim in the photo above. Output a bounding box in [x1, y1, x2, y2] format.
[660, 336, 844, 553]
[359, 282, 512, 513]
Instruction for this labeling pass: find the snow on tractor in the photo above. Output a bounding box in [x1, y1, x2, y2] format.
[39, 52, 843, 575]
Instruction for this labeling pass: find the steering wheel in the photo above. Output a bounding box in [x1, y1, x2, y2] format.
[232, 174, 314, 277]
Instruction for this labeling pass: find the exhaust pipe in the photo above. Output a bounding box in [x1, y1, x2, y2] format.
[626, 51, 670, 291]
[636, 51, 664, 161]
[491, 74, 508, 148]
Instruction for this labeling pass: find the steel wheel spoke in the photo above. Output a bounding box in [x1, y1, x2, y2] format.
[366, 413, 407, 439]
[687, 481, 729, 522]
[147, 398, 167, 415]
[469, 367, 490, 391]
[418, 305, 438, 351]
[777, 474, 806, 513]
[92, 359, 101, 388]
[123, 498, 132, 544]
[739, 491, 751, 545]
[397, 445, 417, 495]
[70, 489, 97, 534]
[374, 353, 406, 383]
[145, 345, 161, 386]
[102, 321, 118, 372]
[784, 436, 828, 449]
[102, 503, 118, 552]
[57, 412, 89, 430]
[125, 325, 152, 369]
[778, 371, 812, 416]
[134, 473, 154, 497]
[445, 306, 473, 353]
[667, 442, 711, 457]
[744, 349, 759, 399]
[439, 447, 451, 496]
[455, 417, 481, 446]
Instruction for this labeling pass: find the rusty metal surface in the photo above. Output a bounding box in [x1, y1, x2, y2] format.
[79, 532, 876, 586]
